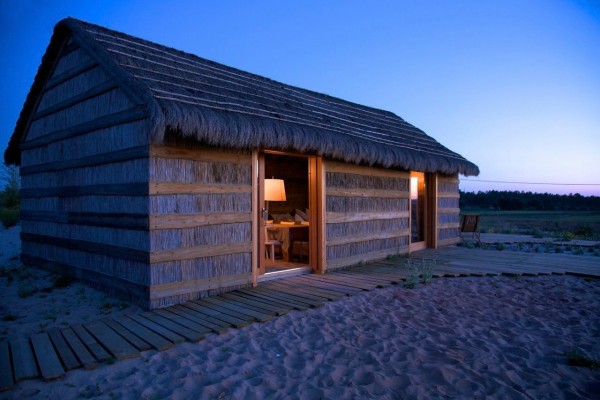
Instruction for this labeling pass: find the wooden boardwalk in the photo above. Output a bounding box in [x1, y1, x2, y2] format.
[1, 247, 598, 391]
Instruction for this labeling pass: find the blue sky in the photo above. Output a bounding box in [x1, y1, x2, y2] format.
[1, 0, 599, 195]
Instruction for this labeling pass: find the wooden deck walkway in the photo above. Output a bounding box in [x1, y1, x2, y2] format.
[1, 247, 598, 391]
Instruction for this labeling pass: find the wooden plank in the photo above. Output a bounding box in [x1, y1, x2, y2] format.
[269, 280, 343, 301]
[20, 182, 148, 198]
[127, 314, 186, 344]
[251, 150, 259, 286]
[263, 281, 334, 302]
[234, 290, 310, 311]
[315, 156, 326, 274]
[0, 341, 14, 391]
[45, 58, 97, 91]
[236, 289, 311, 311]
[325, 160, 410, 179]
[182, 301, 250, 329]
[149, 182, 251, 195]
[309, 274, 377, 291]
[150, 212, 251, 230]
[61, 328, 98, 370]
[33, 81, 118, 121]
[438, 208, 461, 214]
[150, 145, 252, 165]
[291, 276, 360, 296]
[326, 187, 409, 199]
[21, 145, 149, 175]
[113, 316, 173, 351]
[436, 192, 461, 198]
[326, 229, 410, 247]
[20, 210, 148, 230]
[71, 324, 112, 362]
[21, 106, 148, 150]
[150, 243, 252, 264]
[334, 271, 393, 287]
[252, 287, 324, 308]
[221, 292, 292, 316]
[84, 320, 139, 360]
[21, 233, 148, 263]
[192, 299, 259, 324]
[30, 333, 65, 381]
[201, 296, 274, 322]
[102, 318, 152, 352]
[344, 268, 406, 283]
[10, 339, 39, 382]
[327, 211, 409, 224]
[139, 312, 205, 343]
[170, 305, 231, 333]
[326, 248, 408, 271]
[152, 309, 212, 338]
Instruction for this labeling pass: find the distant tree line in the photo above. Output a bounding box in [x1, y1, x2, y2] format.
[460, 190, 600, 211]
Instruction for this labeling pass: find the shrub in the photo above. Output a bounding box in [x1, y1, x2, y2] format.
[496, 243, 506, 251]
[53, 275, 74, 289]
[0, 208, 19, 228]
[18, 284, 36, 298]
[573, 226, 594, 238]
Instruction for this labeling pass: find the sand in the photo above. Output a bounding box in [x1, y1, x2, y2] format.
[0, 225, 142, 342]
[1, 225, 599, 399]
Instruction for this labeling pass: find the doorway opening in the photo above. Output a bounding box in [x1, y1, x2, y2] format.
[259, 153, 317, 278]
[410, 171, 427, 251]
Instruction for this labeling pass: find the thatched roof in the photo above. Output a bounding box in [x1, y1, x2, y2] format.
[5, 18, 479, 176]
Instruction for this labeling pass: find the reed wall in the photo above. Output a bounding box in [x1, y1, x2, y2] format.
[437, 174, 461, 245]
[148, 145, 253, 308]
[19, 40, 153, 306]
[324, 161, 410, 271]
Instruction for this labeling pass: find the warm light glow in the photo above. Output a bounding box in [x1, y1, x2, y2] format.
[410, 177, 418, 200]
[265, 178, 286, 201]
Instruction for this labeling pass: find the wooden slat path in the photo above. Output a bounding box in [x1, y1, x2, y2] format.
[2, 246, 598, 391]
[30, 333, 64, 381]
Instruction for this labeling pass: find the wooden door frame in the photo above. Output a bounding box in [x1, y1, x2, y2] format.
[409, 172, 437, 252]
[252, 150, 323, 283]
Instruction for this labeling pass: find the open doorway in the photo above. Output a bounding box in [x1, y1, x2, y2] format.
[259, 153, 316, 277]
[410, 171, 427, 251]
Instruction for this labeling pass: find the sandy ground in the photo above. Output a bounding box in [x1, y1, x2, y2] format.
[0, 225, 142, 342]
[1, 225, 599, 399]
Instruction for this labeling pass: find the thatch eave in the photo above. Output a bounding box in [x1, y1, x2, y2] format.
[158, 102, 480, 176]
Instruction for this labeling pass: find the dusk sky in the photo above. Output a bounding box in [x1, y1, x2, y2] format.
[1, 0, 599, 195]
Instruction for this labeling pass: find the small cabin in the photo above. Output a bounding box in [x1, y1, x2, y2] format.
[4, 18, 479, 309]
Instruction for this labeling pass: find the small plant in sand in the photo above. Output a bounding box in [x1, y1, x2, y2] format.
[18, 283, 36, 298]
[403, 258, 436, 288]
[565, 348, 600, 371]
[2, 313, 17, 321]
[495, 243, 506, 251]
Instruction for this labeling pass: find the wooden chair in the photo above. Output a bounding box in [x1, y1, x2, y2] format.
[265, 226, 282, 260]
[460, 214, 481, 243]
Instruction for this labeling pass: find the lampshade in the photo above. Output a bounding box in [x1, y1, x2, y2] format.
[264, 178, 286, 201]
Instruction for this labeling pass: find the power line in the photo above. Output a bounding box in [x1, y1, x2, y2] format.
[460, 179, 600, 186]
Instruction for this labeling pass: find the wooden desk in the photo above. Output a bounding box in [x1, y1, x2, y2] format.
[267, 224, 309, 262]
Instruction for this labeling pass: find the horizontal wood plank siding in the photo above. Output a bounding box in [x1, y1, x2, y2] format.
[18, 41, 152, 308]
[20, 210, 148, 230]
[149, 146, 253, 307]
[437, 174, 461, 243]
[21, 120, 149, 167]
[324, 161, 410, 271]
